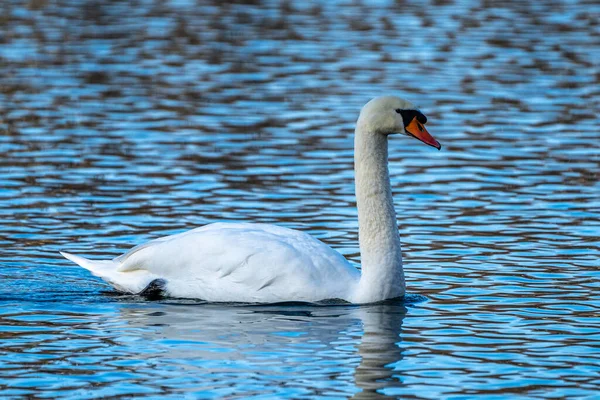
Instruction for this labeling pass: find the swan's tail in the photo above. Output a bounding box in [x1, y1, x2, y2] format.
[60, 251, 155, 294]
[60, 251, 115, 275]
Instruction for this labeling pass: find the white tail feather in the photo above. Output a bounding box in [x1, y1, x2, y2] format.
[60, 251, 115, 274]
[60, 251, 155, 293]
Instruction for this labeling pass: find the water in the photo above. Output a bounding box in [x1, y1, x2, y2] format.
[1, 0, 599, 397]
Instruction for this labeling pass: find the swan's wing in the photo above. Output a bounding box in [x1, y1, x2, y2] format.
[114, 234, 172, 270]
[114, 222, 359, 302]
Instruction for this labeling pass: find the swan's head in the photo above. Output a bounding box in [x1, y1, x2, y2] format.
[358, 96, 441, 150]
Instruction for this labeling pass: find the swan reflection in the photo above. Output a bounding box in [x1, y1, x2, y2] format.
[112, 300, 407, 397]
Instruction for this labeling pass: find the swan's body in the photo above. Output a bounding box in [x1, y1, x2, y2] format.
[63, 223, 359, 302]
[61, 96, 440, 304]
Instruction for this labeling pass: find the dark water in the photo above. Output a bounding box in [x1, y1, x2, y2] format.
[1, 0, 599, 398]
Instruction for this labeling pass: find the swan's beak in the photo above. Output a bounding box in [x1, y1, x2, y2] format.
[405, 117, 441, 150]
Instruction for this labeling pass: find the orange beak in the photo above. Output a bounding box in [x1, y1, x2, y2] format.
[405, 117, 441, 150]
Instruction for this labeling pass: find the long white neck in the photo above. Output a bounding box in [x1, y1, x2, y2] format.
[352, 123, 405, 303]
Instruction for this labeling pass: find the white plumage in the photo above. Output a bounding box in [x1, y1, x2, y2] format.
[61, 96, 440, 304]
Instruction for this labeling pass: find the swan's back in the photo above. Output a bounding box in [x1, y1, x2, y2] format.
[65, 223, 360, 303]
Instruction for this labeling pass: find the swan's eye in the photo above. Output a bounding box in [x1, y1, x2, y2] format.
[397, 109, 427, 129]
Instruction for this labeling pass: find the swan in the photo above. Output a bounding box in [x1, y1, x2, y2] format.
[61, 96, 441, 304]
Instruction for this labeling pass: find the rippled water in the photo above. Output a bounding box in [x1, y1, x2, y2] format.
[1, 0, 599, 398]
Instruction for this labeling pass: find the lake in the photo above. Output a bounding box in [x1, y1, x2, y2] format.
[0, 0, 599, 398]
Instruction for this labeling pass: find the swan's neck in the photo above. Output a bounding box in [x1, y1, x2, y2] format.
[353, 125, 405, 303]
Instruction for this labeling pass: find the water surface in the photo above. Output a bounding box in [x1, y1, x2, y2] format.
[0, 0, 599, 398]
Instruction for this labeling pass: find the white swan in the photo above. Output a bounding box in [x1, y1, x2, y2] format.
[61, 96, 441, 304]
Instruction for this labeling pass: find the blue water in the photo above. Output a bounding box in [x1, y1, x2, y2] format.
[1, 0, 599, 398]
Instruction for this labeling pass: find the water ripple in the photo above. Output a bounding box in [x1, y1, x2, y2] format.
[0, 0, 599, 398]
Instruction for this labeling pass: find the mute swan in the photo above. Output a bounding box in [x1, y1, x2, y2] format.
[61, 96, 441, 304]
